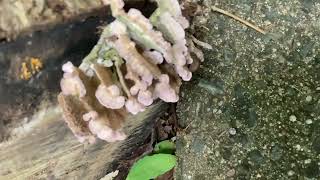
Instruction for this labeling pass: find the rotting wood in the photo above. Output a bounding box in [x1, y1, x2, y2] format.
[0, 102, 167, 180]
[0, 9, 167, 179]
[0, 0, 145, 40]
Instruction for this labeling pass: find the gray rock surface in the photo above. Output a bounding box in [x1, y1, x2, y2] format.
[176, 0, 320, 179]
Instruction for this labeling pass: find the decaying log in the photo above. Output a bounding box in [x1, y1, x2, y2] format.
[0, 102, 166, 179]
[0, 12, 167, 179]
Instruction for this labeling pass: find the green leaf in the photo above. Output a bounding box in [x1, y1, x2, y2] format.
[154, 140, 176, 154]
[126, 154, 176, 180]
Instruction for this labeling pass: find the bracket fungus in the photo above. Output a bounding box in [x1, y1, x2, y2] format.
[58, 0, 209, 143]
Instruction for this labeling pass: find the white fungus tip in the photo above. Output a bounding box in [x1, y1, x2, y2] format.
[95, 84, 125, 109]
[125, 98, 145, 114]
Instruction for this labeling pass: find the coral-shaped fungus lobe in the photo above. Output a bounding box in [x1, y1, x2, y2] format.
[92, 64, 126, 109]
[83, 111, 126, 142]
[60, 62, 87, 97]
[58, 0, 208, 143]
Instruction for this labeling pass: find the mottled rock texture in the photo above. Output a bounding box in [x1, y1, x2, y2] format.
[176, 0, 320, 179]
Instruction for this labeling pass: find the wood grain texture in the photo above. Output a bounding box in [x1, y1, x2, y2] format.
[0, 102, 167, 180]
[0, 0, 145, 40]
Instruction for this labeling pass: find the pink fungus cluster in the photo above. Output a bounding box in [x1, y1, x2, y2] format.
[58, 0, 207, 143]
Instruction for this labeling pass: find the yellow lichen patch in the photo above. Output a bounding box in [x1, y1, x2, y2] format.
[20, 62, 32, 80]
[30, 57, 43, 74]
[20, 57, 43, 80]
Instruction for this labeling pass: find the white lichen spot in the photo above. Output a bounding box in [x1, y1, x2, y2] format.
[305, 95, 312, 102]
[287, 170, 295, 176]
[304, 159, 311, 164]
[212, 108, 218, 113]
[306, 119, 313, 124]
[289, 115, 297, 122]
[229, 128, 237, 135]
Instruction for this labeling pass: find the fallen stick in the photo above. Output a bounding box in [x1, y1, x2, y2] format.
[211, 6, 267, 34]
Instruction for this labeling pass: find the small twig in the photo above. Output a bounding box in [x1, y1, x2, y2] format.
[190, 35, 213, 50]
[182, 119, 195, 132]
[211, 6, 266, 35]
[200, 25, 210, 32]
[115, 63, 131, 98]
